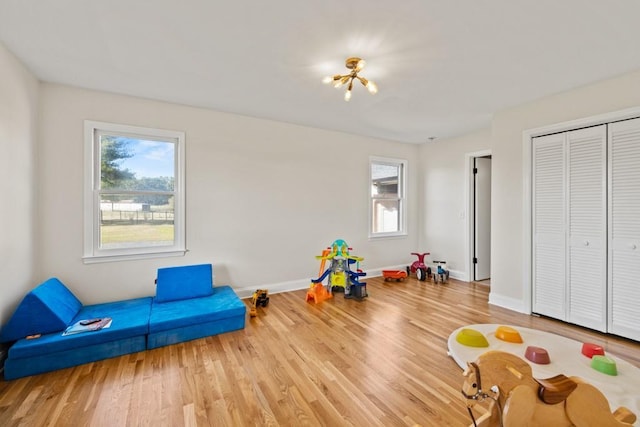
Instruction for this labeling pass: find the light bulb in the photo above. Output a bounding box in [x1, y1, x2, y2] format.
[356, 59, 366, 71]
[322, 76, 333, 84]
[344, 90, 352, 101]
[366, 80, 378, 94]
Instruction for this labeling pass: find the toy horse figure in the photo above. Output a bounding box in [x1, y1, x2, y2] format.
[461, 350, 636, 427]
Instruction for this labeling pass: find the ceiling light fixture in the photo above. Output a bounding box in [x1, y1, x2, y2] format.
[323, 57, 378, 101]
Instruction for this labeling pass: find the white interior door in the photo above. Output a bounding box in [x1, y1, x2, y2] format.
[474, 157, 491, 281]
[608, 118, 640, 341]
[532, 133, 566, 320]
[566, 125, 607, 332]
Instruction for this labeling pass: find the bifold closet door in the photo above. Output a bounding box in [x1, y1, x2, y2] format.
[533, 125, 607, 330]
[566, 126, 606, 332]
[608, 118, 640, 341]
[532, 133, 566, 320]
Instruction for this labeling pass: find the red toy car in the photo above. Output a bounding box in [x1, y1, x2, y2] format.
[382, 270, 408, 281]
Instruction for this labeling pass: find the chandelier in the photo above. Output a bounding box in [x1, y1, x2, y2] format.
[323, 57, 378, 101]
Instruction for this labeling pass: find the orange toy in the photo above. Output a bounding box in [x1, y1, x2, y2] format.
[306, 282, 332, 304]
[306, 248, 333, 304]
[382, 270, 407, 281]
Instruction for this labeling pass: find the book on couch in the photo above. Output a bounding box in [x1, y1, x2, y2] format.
[63, 317, 112, 336]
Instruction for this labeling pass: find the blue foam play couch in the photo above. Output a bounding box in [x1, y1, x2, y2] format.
[148, 264, 247, 349]
[0, 264, 246, 380]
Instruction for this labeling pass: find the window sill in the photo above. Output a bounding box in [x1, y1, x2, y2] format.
[369, 232, 408, 240]
[82, 249, 187, 264]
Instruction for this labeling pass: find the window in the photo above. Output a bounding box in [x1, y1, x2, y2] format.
[370, 157, 407, 237]
[83, 121, 186, 263]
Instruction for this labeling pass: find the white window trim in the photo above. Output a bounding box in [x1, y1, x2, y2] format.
[83, 120, 186, 264]
[369, 156, 408, 239]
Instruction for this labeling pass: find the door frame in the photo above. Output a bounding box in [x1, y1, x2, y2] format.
[474, 156, 492, 281]
[465, 149, 491, 283]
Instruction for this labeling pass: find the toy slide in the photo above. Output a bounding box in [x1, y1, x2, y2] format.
[306, 283, 332, 304]
[306, 249, 332, 304]
[306, 240, 368, 303]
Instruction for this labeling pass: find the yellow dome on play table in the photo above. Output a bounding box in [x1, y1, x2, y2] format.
[456, 328, 489, 347]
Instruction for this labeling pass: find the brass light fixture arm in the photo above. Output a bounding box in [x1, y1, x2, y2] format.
[324, 56, 377, 99]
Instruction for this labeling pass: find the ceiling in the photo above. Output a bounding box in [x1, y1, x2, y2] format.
[2, 1, 640, 144]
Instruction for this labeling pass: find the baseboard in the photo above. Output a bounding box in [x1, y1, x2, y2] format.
[448, 269, 466, 282]
[233, 265, 474, 299]
[233, 265, 402, 299]
[488, 292, 530, 314]
[234, 278, 310, 299]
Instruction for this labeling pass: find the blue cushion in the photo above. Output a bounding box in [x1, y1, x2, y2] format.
[7, 296, 152, 359]
[155, 264, 214, 303]
[4, 336, 147, 380]
[149, 286, 245, 333]
[147, 315, 245, 349]
[0, 278, 83, 342]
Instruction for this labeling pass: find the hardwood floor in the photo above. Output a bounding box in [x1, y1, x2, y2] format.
[1, 277, 639, 426]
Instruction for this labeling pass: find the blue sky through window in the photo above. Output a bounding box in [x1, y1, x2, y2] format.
[117, 137, 175, 178]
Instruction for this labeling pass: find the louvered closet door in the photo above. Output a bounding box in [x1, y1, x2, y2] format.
[608, 118, 640, 341]
[532, 133, 566, 320]
[566, 125, 607, 331]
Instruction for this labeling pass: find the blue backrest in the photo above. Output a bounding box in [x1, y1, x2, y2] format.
[155, 264, 214, 303]
[0, 278, 83, 342]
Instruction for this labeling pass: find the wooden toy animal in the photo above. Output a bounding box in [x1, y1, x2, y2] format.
[461, 350, 636, 427]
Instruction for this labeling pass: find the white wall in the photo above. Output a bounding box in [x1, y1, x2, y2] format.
[417, 129, 491, 279]
[0, 43, 39, 325]
[6, 45, 640, 320]
[37, 83, 419, 304]
[490, 69, 640, 312]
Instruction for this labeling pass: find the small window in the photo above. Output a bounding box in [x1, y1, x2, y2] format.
[370, 157, 407, 237]
[83, 121, 186, 263]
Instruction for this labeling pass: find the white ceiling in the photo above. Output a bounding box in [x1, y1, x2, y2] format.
[2, 1, 640, 144]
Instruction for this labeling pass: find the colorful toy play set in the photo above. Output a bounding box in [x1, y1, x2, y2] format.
[454, 325, 623, 374]
[306, 239, 367, 303]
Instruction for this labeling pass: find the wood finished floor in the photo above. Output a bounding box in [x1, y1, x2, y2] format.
[1, 277, 639, 426]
